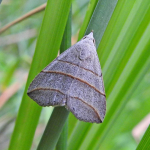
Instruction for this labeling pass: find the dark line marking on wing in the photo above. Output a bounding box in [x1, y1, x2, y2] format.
[70, 96, 102, 122]
[27, 88, 65, 95]
[58, 60, 102, 77]
[41, 70, 106, 97]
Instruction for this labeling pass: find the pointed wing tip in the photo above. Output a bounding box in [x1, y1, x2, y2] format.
[27, 86, 32, 95]
[88, 31, 94, 38]
[27, 89, 33, 100]
[68, 107, 103, 124]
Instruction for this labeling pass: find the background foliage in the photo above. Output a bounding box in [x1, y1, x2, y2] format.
[0, 0, 150, 150]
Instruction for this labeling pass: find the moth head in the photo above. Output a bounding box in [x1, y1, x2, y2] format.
[82, 31, 96, 47]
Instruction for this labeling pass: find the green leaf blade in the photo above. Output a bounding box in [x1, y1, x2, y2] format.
[8, 0, 72, 149]
[68, 0, 118, 149]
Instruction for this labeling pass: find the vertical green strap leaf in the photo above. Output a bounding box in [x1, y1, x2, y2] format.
[137, 125, 150, 150]
[68, 0, 118, 149]
[68, 0, 118, 139]
[85, 0, 118, 48]
[78, 0, 99, 40]
[37, 107, 69, 150]
[56, 121, 68, 150]
[9, 0, 72, 150]
[68, 122, 92, 150]
[56, 9, 71, 150]
[37, 7, 71, 150]
[60, 8, 72, 54]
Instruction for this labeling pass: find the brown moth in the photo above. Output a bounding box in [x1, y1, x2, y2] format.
[27, 32, 106, 123]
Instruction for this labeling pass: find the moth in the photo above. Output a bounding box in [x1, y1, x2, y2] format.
[27, 32, 106, 123]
